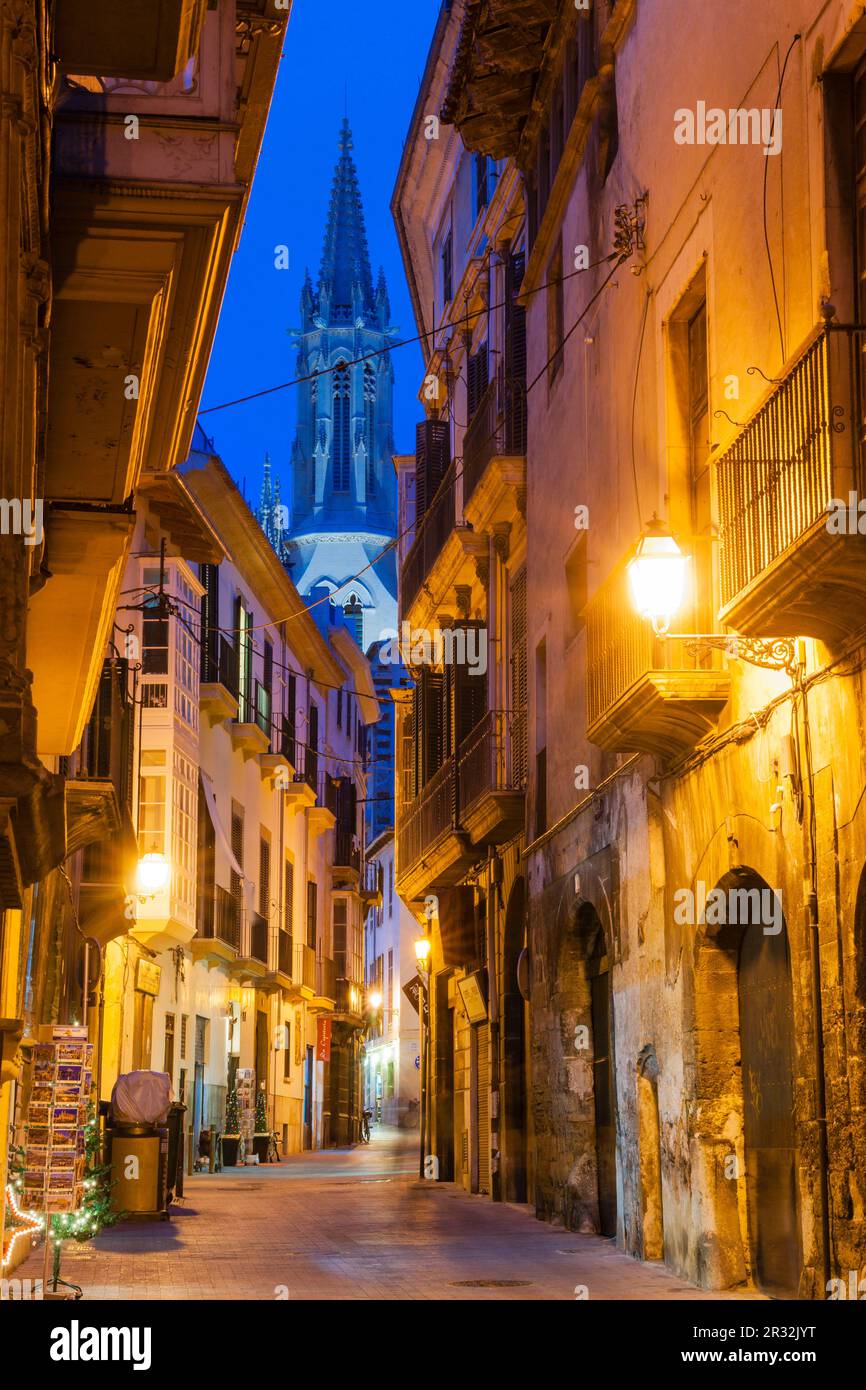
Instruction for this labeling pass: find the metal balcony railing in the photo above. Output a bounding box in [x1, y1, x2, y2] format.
[585, 563, 718, 731]
[462, 372, 527, 508]
[457, 710, 523, 813]
[202, 634, 239, 700]
[247, 910, 269, 965]
[401, 458, 457, 612]
[316, 954, 337, 1001]
[397, 754, 456, 877]
[254, 681, 272, 737]
[277, 930, 292, 976]
[292, 941, 316, 990]
[717, 325, 863, 610]
[197, 885, 241, 951]
[335, 977, 363, 1015]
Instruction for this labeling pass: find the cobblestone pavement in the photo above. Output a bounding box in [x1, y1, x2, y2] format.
[16, 1127, 760, 1301]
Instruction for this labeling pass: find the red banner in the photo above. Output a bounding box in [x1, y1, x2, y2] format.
[316, 1016, 332, 1063]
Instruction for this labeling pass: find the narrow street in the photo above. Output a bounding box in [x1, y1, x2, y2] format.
[17, 1130, 754, 1302]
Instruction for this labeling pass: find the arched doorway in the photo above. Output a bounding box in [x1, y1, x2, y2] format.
[502, 877, 528, 1203]
[694, 867, 801, 1296]
[586, 914, 617, 1237]
[737, 896, 800, 1297]
[637, 1045, 664, 1260]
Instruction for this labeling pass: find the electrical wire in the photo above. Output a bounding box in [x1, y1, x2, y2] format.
[197, 251, 622, 418]
[763, 33, 802, 364]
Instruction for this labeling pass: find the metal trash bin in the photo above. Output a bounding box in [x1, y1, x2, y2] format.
[107, 1070, 173, 1220]
[107, 1120, 169, 1219]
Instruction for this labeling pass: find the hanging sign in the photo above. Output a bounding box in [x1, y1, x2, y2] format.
[316, 1017, 332, 1063]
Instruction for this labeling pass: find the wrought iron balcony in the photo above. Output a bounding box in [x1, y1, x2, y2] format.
[457, 710, 525, 844]
[277, 930, 293, 977]
[717, 324, 866, 646]
[196, 885, 241, 952]
[200, 635, 239, 721]
[585, 563, 730, 762]
[401, 459, 458, 612]
[292, 941, 317, 992]
[462, 373, 527, 510]
[396, 711, 523, 898]
[247, 910, 269, 966]
[316, 955, 337, 1003]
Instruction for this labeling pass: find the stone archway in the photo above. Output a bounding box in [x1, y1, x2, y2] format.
[502, 876, 528, 1203]
[545, 892, 618, 1235]
[692, 866, 801, 1296]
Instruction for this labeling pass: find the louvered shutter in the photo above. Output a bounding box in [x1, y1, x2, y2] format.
[451, 622, 488, 750]
[259, 836, 270, 918]
[505, 252, 527, 453]
[199, 563, 220, 682]
[467, 346, 489, 423]
[415, 419, 451, 522]
[284, 860, 294, 938]
[402, 699, 416, 803]
[510, 569, 528, 786]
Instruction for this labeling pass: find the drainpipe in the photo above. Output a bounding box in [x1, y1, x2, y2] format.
[798, 671, 831, 1290]
[487, 846, 501, 1201]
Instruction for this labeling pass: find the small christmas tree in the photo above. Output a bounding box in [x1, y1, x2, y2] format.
[224, 1086, 241, 1136]
[254, 1086, 268, 1135]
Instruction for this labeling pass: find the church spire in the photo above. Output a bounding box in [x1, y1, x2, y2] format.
[317, 118, 375, 321]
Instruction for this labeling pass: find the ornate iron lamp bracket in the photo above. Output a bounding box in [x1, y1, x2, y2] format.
[675, 634, 799, 676]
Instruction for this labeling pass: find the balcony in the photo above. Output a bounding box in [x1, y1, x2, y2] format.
[200, 635, 239, 723]
[402, 459, 457, 612]
[717, 325, 866, 647]
[192, 885, 240, 967]
[260, 717, 297, 785]
[309, 955, 336, 1013]
[230, 680, 270, 757]
[231, 910, 269, 982]
[585, 564, 730, 763]
[335, 977, 364, 1022]
[307, 772, 336, 840]
[54, 0, 207, 83]
[290, 941, 317, 996]
[361, 859, 383, 909]
[461, 373, 527, 523]
[457, 711, 525, 845]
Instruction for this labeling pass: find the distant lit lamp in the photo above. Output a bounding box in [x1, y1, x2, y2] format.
[627, 515, 688, 636]
[136, 847, 170, 898]
[414, 935, 431, 974]
[368, 989, 383, 1011]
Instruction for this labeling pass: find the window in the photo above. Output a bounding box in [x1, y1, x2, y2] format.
[306, 880, 317, 950]
[283, 1022, 291, 1080]
[139, 766, 166, 855]
[337, 686, 343, 728]
[259, 833, 271, 918]
[333, 897, 348, 977]
[670, 269, 711, 637]
[472, 152, 490, 223]
[284, 859, 294, 937]
[163, 1014, 175, 1079]
[388, 861, 394, 915]
[441, 226, 453, 306]
[230, 804, 244, 909]
[510, 569, 528, 786]
[180, 1015, 188, 1060]
[547, 240, 564, 386]
[364, 364, 376, 493]
[333, 362, 351, 492]
[467, 343, 489, 422]
[198, 563, 219, 683]
[142, 597, 169, 675]
[535, 639, 547, 839]
[387, 949, 393, 1018]
[234, 596, 253, 723]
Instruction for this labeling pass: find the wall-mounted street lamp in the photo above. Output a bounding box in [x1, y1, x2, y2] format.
[627, 516, 800, 675]
[135, 846, 170, 899]
[414, 935, 431, 973]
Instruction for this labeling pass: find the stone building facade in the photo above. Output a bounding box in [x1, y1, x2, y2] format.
[398, 0, 866, 1298]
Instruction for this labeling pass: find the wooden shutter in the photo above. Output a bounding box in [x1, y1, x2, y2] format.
[415, 418, 451, 522]
[259, 835, 270, 917]
[230, 808, 244, 906]
[284, 859, 294, 938]
[284, 672, 297, 763]
[505, 253, 527, 453]
[306, 880, 317, 949]
[510, 569, 528, 785]
[475, 1024, 491, 1194]
[450, 622, 488, 750]
[199, 563, 219, 682]
[467, 345, 489, 423]
[416, 667, 446, 787]
[402, 701, 416, 803]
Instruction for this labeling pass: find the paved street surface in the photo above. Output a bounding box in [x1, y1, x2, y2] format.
[17, 1128, 758, 1300]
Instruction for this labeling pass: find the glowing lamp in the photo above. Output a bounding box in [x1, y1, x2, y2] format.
[627, 516, 688, 635]
[414, 936, 432, 970]
[136, 848, 170, 896]
[368, 990, 383, 1011]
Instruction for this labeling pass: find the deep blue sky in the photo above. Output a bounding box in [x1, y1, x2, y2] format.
[198, 0, 441, 507]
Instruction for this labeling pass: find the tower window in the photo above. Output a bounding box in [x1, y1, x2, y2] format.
[333, 362, 351, 492]
[364, 364, 376, 494]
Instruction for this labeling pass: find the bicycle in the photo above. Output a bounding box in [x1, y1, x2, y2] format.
[359, 1109, 372, 1143]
